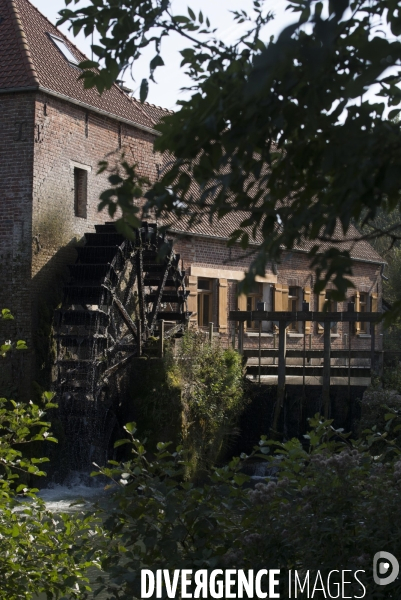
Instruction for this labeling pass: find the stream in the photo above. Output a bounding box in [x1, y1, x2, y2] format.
[37, 472, 112, 600]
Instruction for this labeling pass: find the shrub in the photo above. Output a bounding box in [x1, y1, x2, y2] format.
[92, 415, 401, 599]
[129, 330, 247, 479]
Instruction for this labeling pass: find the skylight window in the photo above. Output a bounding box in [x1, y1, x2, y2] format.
[49, 34, 80, 66]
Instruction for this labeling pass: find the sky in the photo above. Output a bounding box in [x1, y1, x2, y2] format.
[29, 0, 295, 109]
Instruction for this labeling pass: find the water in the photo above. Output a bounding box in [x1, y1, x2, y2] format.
[37, 472, 114, 599]
[38, 471, 108, 512]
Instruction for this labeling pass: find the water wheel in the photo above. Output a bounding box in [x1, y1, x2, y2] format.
[52, 222, 189, 470]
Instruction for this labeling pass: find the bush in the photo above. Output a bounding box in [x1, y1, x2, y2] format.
[129, 330, 247, 478]
[0, 395, 100, 599]
[92, 415, 401, 599]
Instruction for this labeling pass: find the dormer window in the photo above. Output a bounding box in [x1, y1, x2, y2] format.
[48, 34, 80, 66]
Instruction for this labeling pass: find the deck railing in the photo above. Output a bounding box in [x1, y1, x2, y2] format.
[229, 310, 383, 431]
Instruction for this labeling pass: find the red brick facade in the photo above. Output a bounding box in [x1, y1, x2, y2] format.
[0, 0, 385, 396]
[172, 235, 382, 354]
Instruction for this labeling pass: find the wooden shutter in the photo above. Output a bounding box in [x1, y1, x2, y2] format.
[274, 284, 289, 311]
[317, 290, 326, 332]
[304, 286, 311, 334]
[273, 284, 283, 311]
[218, 278, 228, 333]
[371, 292, 378, 313]
[282, 285, 289, 311]
[187, 276, 198, 324]
[355, 290, 361, 334]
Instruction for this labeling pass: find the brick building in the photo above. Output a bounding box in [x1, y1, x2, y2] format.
[0, 0, 385, 393]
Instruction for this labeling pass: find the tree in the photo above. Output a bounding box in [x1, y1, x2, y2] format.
[60, 0, 401, 316]
[0, 310, 100, 599]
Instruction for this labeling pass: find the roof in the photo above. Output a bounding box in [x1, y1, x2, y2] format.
[0, 0, 384, 265]
[0, 0, 171, 131]
[162, 210, 385, 264]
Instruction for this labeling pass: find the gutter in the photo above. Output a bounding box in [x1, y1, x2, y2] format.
[0, 86, 39, 94]
[0, 85, 160, 136]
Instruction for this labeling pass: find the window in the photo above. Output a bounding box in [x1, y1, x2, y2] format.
[246, 283, 263, 330]
[197, 279, 213, 327]
[74, 167, 87, 218]
[49, 34, 80, 66]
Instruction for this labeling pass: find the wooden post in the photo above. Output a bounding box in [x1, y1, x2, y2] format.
[379, 350, 384, 377]
[273, 332, 277, 365]
[238, 321, 244, 356]
[323, 320, 331, 418]
[303, 321, 306, 395]
[137, 319, 142, 357]
[159, 319, 164, 358]
[371, 321, 376, 376]
[209, 322, 213, 343]
[271, 320, 286, 435]
[258, 320, 262, 385]
[348, 321, 352, 401]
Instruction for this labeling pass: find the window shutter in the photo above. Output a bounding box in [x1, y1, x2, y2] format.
[187, 276, 198, 324]
[355, 291, 361, 333]
[238, 293, 247, 311]
[304, 286, 311, 334]
[282, 285, 289, 312]
[273, 284, 283, 311]
[218, 278, 228, 333]
[371, 292, 378, 313]
[317, 290, 326, 332]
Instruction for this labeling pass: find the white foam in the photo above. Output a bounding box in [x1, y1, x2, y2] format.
[38, 471, 109, 512]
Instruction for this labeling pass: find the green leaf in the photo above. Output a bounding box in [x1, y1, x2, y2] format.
[139, 78, 149, 103]
[124, 422, 137, 434]
[114, 439, 131, 448]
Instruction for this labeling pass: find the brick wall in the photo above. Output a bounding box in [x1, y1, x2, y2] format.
[0, 92, 36, 395]
[0, 93, 34, 334]
[31, 92, 161, 323]
[172, 234, 382, 352]
[0, 88, 384, 395]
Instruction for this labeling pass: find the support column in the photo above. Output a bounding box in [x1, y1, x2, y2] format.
[271, 320, 286, 436]
[371, 321, 376, 375]
[159, 319, 164, 358]
[323, 320, 331, 418]
[238, 321, 244, 356]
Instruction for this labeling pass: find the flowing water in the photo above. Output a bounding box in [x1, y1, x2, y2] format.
[37, 472, 113, 600]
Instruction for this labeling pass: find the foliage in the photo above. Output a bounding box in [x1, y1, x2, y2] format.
[128, 331, 247, 478]
[60, 0, 401, 314]
[92, 415, 401, 599]
[358, 383, 401, 438]
[0, 310, 100, 599]
[168, 330, 247, 475]
[0, 308, 27, 358]
[0, 394, 100, 600]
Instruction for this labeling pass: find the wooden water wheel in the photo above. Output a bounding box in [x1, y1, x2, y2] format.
[52, 222, 189, 470]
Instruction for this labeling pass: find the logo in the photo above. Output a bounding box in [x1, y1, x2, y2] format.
[373, 552, 399, 586]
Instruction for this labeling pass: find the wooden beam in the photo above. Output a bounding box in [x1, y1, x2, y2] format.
[271, 320, 286, 436]
[159, 319, 164, 358]
[229, 310, 381, 323]
[371, 322, 376, 374]
[323, 321, 331, 418]
[238, 322, 244, 355]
